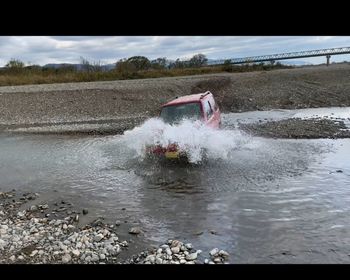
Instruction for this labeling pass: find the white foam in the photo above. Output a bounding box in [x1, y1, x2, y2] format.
[120, 118, 250, 163]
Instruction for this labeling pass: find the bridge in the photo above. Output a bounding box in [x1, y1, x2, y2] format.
[213, 47, 350, 66]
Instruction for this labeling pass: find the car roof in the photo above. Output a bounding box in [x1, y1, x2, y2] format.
[162, 92, 211, 107]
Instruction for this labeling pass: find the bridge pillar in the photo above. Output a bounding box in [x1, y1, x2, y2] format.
[326, 55, 331, 66]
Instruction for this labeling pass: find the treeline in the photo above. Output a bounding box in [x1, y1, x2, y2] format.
[0, 54, 293, 86]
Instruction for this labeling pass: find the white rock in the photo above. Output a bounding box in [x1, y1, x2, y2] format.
[62, 254, 71, 263]
[166, 248, 172, 256]
[94, 234, 104, 242]
[204, 259, 209, 264]
[210, 248, 219, 256]
[155, 257, 163, 264]
[91, 254, 99, 262]
[99, 254, 106, 260]
[185, 243, 193, 250]
[9, 255, 16, 261]
[213, 257, 222, 263]
[186, 261, 195, 264]
[219, 250, 230, 258]
[180, 259, 187, 264]
[85, 256, 92, 262]
[185, 252, 197, 261]
[18, 256, 24, 260]
[30, 250, 38, 257]
[145, 255, 155, 263]
[62, 224, 68, 230]
[171, 247, 180, 254]
[72, 250, 80, 257]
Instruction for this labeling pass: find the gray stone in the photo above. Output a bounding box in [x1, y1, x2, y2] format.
[115, 220, 122, 226]
[155, 257, 163, 264]
[94, 234, 104, 242]
[9, 255, 16, 262]
[210, 248, 219, 256]
[62, 254, 71, 263]
[128, 227, 141, 234]
[185, 252, 197, 261]
[72, 250, 80, 257]
[171, 247, 180, 254]
[219, 250, 230, 258]
[91, 254, 99, 262]
[99, 254, 106, 260]
[166, 248, 172, 256]
[185, 243, 193, 250]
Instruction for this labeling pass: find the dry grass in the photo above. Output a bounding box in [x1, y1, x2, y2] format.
[0, 64, 291, 86]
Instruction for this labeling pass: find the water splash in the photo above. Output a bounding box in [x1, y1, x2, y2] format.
[120, 118, 250, 163]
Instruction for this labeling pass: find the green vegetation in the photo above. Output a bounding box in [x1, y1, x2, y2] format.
[0, 54, 293, 86]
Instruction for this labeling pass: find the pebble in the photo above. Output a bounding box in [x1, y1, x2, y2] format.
[94, 234, 104, 242]
[82, 209, 88, 215]
[171, 247, 180, 254]
[9, 255, 16, 261]
[72, 250, 80, 257]
[62, 254, 71, 263]
[115, 220, 122, 226]
[91, 254, 99, 262]
[185, 243, 193, 250]
[128, 227, 141, 234]
[155, 257, 163, 264]
[185, 252, 197, 261]
[210, 248, 219, 256]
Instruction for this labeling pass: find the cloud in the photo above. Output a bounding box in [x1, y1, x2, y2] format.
[0, 36, 349, 66]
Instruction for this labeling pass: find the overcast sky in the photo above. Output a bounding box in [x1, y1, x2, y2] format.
[0, 36, 349, 66]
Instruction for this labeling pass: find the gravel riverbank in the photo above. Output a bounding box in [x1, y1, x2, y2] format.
[0, 190, 229, 264]
[0, 64, 350, 134]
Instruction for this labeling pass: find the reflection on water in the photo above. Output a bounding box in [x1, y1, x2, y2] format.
[0, 109, 350, 263]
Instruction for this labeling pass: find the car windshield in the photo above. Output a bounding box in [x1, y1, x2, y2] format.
[160, 103, 202, 124]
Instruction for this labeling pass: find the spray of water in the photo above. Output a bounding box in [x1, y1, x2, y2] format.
[121, 118, 250, 163]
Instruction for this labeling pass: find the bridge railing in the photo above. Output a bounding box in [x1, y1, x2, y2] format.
[211, 47, 350, 65]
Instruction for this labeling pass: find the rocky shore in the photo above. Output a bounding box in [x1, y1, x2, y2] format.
[0, 190, 229, 264]
[240, 117, 350, 139]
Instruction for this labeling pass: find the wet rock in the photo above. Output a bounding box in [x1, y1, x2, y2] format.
[219, 250, 230, 259]
[115, 220, 122, 226]
[185, 252, 197, 261]
[336, 170, 343, 173]
[210, 248, 219, 256]
[82, 209, 88, 215]
[128, 227, 141, 235]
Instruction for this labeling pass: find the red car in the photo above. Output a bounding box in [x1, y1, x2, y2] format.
[149, 91, 221, 159]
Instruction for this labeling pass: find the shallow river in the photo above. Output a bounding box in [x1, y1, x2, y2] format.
[1, 107, 350, 263]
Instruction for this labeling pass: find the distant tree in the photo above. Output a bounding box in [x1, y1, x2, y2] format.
[222, 59, 233, 72]
[189, 54, 208, 67]
[6, 59, 25, 69]
[79, 56, 103, 72]
[126, 56, 151, 70]
[169, 58, 188, 69]
[150, 57, 168, 69]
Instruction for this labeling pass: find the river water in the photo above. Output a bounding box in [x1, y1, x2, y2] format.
[0, 107, 350, 263]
